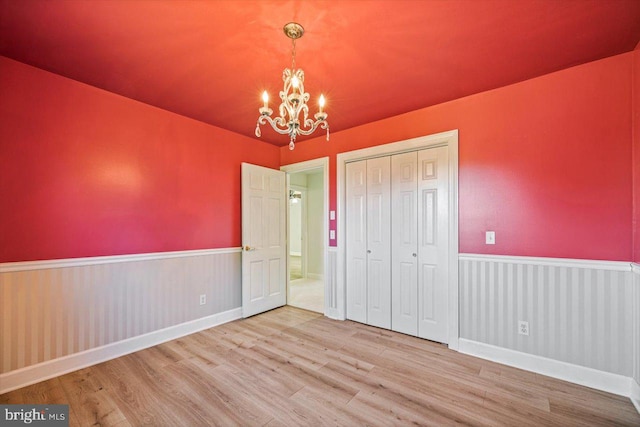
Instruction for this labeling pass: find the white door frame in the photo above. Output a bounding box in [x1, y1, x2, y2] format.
[280, 157, 330, 316]
[336, 130, 460, 350]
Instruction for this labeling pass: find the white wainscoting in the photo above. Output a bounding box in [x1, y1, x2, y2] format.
[459, 254, 636, 399]
[632, 263, 640, 412]
[459, 254, 633, 376]
[324, 247, 339, 320]
[0, 248, 242, 393]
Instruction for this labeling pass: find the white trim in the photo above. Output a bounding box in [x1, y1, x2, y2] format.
[631, 379, 640, 414]
[325, 246, 340, 320]
[281, 157, 330, 316]
[281, 157, 330, 175]
[459, 338, 634, 398]
[632, 378, 640, 413]
[0, 307, 242, 394]
[338, 131, 458, 163]
[0, 247, 242, 273]
[336, 130, 460, 344]
[460, 253, 632, 272]
[633, 263, 640, 414]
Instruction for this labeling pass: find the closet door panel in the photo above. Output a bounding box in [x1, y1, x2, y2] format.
[391, 152, 418, 336]
[346, 160, 367, 323]
[417, 147, 449, 342]
[366, 157, 391, 329]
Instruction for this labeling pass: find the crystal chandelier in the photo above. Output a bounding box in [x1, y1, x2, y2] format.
[255, 22, 329, 150]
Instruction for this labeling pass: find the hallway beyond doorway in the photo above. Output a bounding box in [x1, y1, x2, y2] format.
[288, 278, 324, 313]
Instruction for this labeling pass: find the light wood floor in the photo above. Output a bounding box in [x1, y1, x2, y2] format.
[2, 307, 639, 426]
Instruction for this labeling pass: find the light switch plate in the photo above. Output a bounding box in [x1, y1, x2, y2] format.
[330, 210, 336, 220]
[486, 231, 496, 245]
[330, 230, 336, 240]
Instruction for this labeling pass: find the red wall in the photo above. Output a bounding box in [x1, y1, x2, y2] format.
[2, 51, 635, 264]
[282, 53, 634, 261]
[0, 57, 280, 263]
[634, 47, 640, 263]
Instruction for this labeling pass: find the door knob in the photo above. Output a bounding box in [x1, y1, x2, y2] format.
[412, 253, 417, 257]
[244, 245, 256, 252]
[367, 250, 372, 254]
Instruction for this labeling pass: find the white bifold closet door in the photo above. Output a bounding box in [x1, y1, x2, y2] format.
[391, 147, 449, 342]
[345, 157, 391, 329]
[391, 151, 419, 336]
[346, 146, 448, 343]
[416, 146, 449, 343]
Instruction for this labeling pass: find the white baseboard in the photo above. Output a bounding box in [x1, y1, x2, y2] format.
[632, 379, 640, 414]
[458, 338, 634, 398]
[324, 311, 345, 321]
[0, 307, 242, 394]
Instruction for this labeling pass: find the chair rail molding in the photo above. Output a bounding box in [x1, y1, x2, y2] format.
[0, 247, 242, 273]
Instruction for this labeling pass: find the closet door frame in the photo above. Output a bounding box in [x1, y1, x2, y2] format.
[336, 130, 460, 350]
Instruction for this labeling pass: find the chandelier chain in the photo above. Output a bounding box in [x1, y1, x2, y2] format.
[291, 38, 296, 70]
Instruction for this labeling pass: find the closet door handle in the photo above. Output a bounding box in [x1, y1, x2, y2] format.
[412, 253, 417, 257]
[367, 250, 372, 254]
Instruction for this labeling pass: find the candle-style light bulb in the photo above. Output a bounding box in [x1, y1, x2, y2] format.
[291, 75, 299, 89]
[319, 94, 325, 113]
[262, 91, 269, 108]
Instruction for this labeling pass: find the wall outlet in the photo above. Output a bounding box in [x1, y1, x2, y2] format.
[518, 320, 529, 336]
[199, 294, 206, 305]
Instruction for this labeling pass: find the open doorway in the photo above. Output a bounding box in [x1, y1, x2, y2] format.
[287, 170, 324, 313]
[288, 188, 305, 280]
[281, 158, 329, 315]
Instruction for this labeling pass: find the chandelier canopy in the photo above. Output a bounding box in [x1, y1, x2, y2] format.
[255, 22, 329, 150]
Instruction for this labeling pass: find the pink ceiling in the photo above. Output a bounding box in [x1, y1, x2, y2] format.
[1, 0, 640, 147]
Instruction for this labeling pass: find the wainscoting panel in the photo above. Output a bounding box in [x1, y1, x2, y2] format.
[0, 249, 241, 375]
[325, 247, 339, 319]
[459, 254, 634, 377]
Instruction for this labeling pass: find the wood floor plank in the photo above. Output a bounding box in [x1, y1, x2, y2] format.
[91, 356, 204, 426]
[162, 360, 274, 426]
[58, 368, 130, 427]
[8, 378, 83, 427]
[2, 306, 639, 426]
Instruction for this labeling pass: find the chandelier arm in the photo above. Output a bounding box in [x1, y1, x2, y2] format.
[257, 115, 295, 136]
[295, 119, 327, 136]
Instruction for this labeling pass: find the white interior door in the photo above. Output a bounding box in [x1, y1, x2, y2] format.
[366, 157, 391, 329]
[345, 160, 367, 323]
[241, 163, 286, 318]
[391, 151, 419, 336]
[417, 147, 449, 342]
